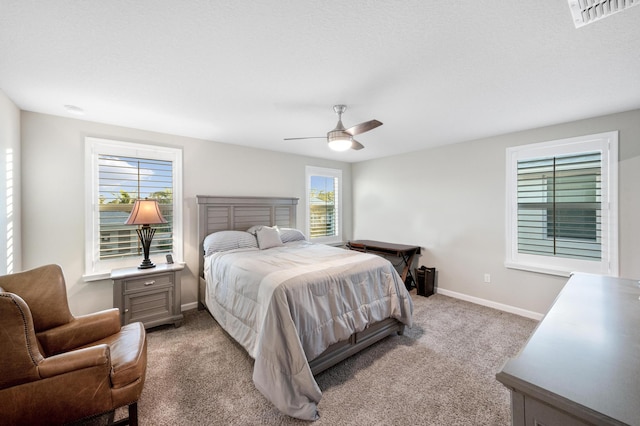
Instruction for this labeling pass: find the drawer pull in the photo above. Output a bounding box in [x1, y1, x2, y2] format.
[144, 280, 156, 286]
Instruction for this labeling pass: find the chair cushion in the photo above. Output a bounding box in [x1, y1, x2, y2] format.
[91, 322, 147, 389]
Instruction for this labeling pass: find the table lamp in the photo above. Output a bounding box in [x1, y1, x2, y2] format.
[124, 198, 167, 269]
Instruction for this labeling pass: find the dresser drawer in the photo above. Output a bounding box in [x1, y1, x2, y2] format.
[524, 395, 590, 426]
[123, 272, 173, 293]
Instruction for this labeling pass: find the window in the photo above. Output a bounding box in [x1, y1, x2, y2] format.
[305, 166, 342, 244]
[505, 132, 618, 277]
[84, 138, 183, 280]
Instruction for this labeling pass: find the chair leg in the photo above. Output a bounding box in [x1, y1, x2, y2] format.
[129, 402, 138, 426]
[110, 403, 138, 426]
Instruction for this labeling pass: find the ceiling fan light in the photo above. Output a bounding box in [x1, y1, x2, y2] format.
[328, 138, 352, 151]
[328, 129, 352, 151]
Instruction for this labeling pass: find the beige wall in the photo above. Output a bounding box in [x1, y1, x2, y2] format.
[352, 109, 640, 316]
[14, 107, 640, 318]
[0, 90, 21, 275]
[20, 111, 353, 315]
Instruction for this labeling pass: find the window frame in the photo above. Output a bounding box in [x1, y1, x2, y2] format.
[505, 131, 618, 277]
[305, 166, 343, 245]
[84, 137, 183, 281]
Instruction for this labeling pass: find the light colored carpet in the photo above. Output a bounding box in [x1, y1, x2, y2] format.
[121, 292, 536, 425]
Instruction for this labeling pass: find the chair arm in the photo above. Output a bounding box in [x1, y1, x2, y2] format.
[37, 308, 122, 356]
[38, 344, 110, 379]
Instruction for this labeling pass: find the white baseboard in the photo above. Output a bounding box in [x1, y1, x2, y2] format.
[436, 288, 544, 321]
[181, 301, 198, 312]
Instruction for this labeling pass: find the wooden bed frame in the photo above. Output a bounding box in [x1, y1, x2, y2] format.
[196, 195, 405, 375]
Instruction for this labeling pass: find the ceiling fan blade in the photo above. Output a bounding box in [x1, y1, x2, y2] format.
[351, 139, 365, 150]
[284, 136, 326, 141]
[345, 119, 382, 136]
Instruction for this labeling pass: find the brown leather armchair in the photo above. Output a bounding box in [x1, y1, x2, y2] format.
[0, 264, 147, 425]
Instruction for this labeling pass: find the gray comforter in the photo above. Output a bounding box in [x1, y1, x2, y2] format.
[204, 241, 413, 420]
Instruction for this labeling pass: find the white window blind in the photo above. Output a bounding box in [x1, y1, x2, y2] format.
[505, 132, 618, 277]
[517, 152, 601, 260]
[305, 166, 342, 244]
[309, 176, 338, 239]
[98, 155, 174, 260]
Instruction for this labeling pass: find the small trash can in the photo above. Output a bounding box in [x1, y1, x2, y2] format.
[415, 266, 436, 297]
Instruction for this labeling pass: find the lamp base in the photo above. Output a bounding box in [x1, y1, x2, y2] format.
[138, 258, 156, 269]
[136, 225, 157, 269]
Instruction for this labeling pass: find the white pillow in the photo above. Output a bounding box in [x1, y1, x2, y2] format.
[256, 226, 284, 250]
[203, 230, 257, 256]
[279, 227, 306, 243]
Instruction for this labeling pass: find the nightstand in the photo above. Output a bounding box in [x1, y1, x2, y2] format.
[111, 263, 184, 329]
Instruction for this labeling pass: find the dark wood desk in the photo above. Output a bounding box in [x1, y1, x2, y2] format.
[346, 240, 421, 288]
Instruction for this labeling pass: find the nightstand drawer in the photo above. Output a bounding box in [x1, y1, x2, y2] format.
[123, 272, 173, 293]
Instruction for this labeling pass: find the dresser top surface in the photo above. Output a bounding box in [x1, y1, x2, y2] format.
[498, 273, 640, 425]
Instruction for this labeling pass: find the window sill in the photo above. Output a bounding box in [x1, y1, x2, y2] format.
[323, 241, 346, 247]
[504, 262, 573, 278]
[83, 261, 186, 282]
[82, 272, 112, 282]
[309, 237, 342, 246]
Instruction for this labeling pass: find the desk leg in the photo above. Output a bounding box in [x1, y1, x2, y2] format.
[400, 250, 418, 289]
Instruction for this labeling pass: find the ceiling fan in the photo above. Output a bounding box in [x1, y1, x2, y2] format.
[285, 105, 382, 151]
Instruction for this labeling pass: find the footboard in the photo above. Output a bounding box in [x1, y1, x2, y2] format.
[201, 287, 403, 376]
[309, 317, 404, 375]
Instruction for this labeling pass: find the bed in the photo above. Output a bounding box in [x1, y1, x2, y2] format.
[197, 196, 413, 420]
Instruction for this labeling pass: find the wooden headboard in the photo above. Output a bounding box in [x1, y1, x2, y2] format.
[196, 196, 299, 302]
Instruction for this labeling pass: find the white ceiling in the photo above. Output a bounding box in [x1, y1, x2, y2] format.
[1, 1, 639, 162]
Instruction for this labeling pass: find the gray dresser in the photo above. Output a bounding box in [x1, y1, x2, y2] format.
[496, 273, 640, 426]
[111, 263, 184, 329]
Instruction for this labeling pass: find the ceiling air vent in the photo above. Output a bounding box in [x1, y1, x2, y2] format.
[569, 0, 639, 27]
